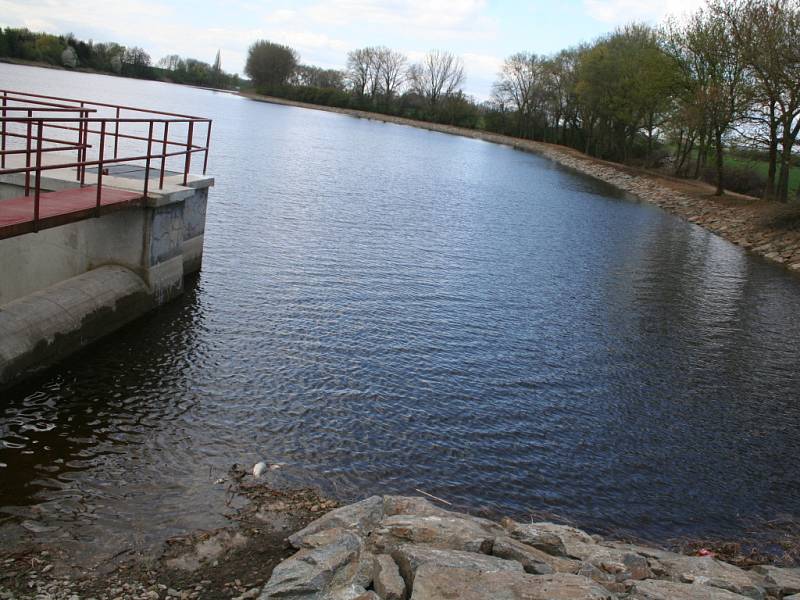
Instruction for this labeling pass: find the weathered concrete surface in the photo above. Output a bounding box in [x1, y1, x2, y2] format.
[0, 175, 211, 388]
[0, 265, 152, 387]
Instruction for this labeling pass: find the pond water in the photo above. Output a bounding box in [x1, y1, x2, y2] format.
[2, 63, 800, 560]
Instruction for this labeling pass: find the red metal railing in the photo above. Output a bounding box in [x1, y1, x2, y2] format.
[0, 89, 212, 231]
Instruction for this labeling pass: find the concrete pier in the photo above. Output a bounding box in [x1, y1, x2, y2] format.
[0, 166, 213, 388]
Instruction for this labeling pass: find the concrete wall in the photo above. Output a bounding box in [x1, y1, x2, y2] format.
[0, 177, 212, 388]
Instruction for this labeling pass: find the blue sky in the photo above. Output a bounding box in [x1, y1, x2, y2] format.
[0, 0, 702, 98]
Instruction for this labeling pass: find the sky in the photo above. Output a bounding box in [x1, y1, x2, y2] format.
[0, 0, 704, 99]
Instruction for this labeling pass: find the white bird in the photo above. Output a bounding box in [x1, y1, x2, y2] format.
[253, 461, 268, 478]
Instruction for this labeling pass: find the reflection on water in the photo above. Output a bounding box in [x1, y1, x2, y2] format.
[1, 63, 800, 560]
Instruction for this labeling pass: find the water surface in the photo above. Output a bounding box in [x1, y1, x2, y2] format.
[2, 63, 800, 559]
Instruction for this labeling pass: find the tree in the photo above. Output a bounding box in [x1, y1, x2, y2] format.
[492, 52, 543, 138]
[122, 46, 151, 77]
[666, 9, 752, 195]
[212, 49, 222, 87]
[408, 50, 466, 106]
[346, 47, 380, 98]
[375, 47, 407, 104]
[715, 0, 800, 201]
[245, 40, 298, 88]
[158, 54, 182, 71]
[576, 24, 680, 162]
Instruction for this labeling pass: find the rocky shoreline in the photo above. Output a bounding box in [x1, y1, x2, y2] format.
[245, 93, 800, 275]
[4, 490, 800, 599]
[257, 494, 800, 599]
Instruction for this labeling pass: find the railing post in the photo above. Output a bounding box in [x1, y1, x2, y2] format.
[203, 120, 212, 175]
[143, 121, 153, 198]
[75, 106, 82, 181]
[113, 106, 120, 159]
[79, 106, 87, 185]
[33, 120, 43, 232]
[25, 110, 32, 196]
[159, 121, 169, 190]
[96, 120, 106, 216]
[183, 120, 194, 186]
[1, 91, 6, 169]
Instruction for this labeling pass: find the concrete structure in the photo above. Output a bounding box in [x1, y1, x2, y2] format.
[0, 166, 213, 388]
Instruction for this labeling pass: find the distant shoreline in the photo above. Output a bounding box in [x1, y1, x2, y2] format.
[243, 91, 800, 276]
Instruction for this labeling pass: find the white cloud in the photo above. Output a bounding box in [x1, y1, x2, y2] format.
[583, 0, 704, 24]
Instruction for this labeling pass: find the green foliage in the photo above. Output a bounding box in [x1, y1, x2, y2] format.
[0, 27, 240, 89]
[245, 40, 298, 88]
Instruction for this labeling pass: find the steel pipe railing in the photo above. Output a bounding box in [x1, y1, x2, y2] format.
[0, 89, 213, 234]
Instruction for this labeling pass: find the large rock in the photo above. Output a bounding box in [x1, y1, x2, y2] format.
[383, 496, 454, 518]
[630, 579, 752, 599]
[373, 554, 406, 600]
[391, 543, 522, 589]
[259, 530, 364, 599]
[409, 566, 613, 599]
[751, 565, 800, 597]
[288, 496, 384, 548]
[501, 519, 596, 557]
[492, 535, 581, 575]
[574, 544, 653, 582]
[657, 555, 765, 600]
[371, 514, 504, 554]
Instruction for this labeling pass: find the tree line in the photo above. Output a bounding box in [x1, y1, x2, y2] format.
[245, 0, 799, 202]
[0, 27, 242, 89]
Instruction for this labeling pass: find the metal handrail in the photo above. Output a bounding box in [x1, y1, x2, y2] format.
[0, 89, 213, 233]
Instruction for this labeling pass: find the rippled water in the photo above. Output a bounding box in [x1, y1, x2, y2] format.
[2, 63, 800, 559]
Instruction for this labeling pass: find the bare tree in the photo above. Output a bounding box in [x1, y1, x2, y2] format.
[347, 47, 383, 98]
[375, 47, 407, 101]
[492, 52, 542, 136]
[408, 50, 466, 105]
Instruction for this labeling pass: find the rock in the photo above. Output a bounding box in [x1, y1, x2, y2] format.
[500, 519, 572, 556]
[259, 530, 364, 599]
[373, 554, 406, 600]
[327, 585, 372, 600]
[232, 589, 261, 600]
[657, 555, 765, 599]
[383, 496, 453, 518]
[354, 550, 376, 589]
[391, 543, 522, 589]
[751, 565, 800, 596]
[372, 514, 504, 554]
[409, 566, 613, 599]
[165, 529, 248, 571]
[491, 535, 581, 574]
[573, 544, 653, 581]
[288, 496, 384, 548]
[630, 579, 752, 599]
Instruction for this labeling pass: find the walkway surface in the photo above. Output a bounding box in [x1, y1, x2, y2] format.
[0, 186, 143, 240]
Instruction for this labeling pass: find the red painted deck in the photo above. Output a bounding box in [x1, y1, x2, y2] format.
[0, 186, 143, 240]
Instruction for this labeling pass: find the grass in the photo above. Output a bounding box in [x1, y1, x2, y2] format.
[725, 153, 800, 198]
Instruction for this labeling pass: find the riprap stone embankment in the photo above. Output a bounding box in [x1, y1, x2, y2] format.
[259, 494, 800, 599]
